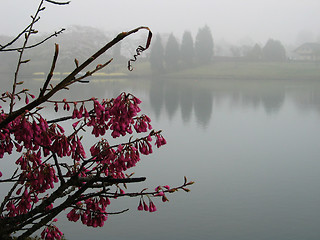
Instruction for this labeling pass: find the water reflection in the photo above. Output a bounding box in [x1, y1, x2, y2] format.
[149, 80, 164, 119]
[179, 84, 193, 123]
[288, 85, 320, 113]
[14, 77, 320, 127]
[148, 79, 289, 127]
[2, 75, 320, 240]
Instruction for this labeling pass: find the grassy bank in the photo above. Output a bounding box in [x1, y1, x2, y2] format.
[167, 61, 320, 80]
[24, 60, 320, 81]
[129, 61, 320, 81]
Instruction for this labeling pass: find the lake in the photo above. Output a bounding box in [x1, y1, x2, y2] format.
[2, 76, 320, 239]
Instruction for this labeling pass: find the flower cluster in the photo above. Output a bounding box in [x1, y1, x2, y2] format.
[16, 151, 58, 192]
[0, 91, 170, 238]
[67, 196, 110, 227]
[5, 188, 34, 217]
[89, 130, 166, 179]
[41, 222, 63, 240]
[4, 150, 59, 217]
[137, 198, 157, 212]
[154, 185, 171, 202]
[84, 93, 152, 139]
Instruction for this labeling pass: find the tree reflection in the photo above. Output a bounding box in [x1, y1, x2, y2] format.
[164, 82, 180, 120]
[194, 87, 213, 128]
[149, 80, 165, 119]
[12, 77, 320, 128]
[179, 85, 194, 123]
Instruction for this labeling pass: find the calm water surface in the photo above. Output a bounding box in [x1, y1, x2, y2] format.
[3, 77, 320, 240]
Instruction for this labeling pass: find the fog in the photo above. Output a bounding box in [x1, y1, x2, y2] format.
[2, 1, 320, 239]
[1, 0, 320, 45]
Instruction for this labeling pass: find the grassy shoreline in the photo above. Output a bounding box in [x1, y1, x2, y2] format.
[130, 61, 320, 81]
[17, 60, 320, 82]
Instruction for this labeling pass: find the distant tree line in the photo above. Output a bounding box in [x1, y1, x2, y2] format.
[149, 26, 288, 74]
[149, 25, 214, 73]
[239, 39, 287, 62]
[0, 24, 288, 76]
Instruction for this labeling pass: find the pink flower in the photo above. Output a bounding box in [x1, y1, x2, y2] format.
[137, 200, 143, 211]
[155, 191, 164, 197]
[72, 120, 80, 129]
[155, 134, 167, 148]
[149, 201, 157, 212]
[54, 102, 58, 112]
[25, 95, 29, 104]
[143, 201, 149, 211]
[41, 225, 63, 240]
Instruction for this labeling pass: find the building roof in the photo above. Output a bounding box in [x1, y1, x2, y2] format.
[294, 42, 320, 53]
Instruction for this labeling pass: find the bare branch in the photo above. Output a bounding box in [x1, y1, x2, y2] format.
[76, 176, 146, 186]
[128, 29, 153, 71]
[52, 153, 65, 185]
[9, 0, 46, 114]
[40, 43, 59, 97]
[1, 29, 65, 52]
[68, 58, 113, 85]
[45, 0, 70, 5]
[0, 18, 40, 51]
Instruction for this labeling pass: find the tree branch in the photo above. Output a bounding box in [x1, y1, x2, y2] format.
[45, 0, 70, 5]
[0, 26, 151, 129]
[0, 18, 40, 51]
[0, 29, 65, 52]
[76, 176, 146, 187]
[39, 43, 59, 97]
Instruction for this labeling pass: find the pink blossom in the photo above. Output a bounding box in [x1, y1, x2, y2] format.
[137, 200, 143, 211]
[143, 201, 149, 211]
[0, 89, 171, 237]
[41, 225, 63, 240]
[155, 134, 167, 148]
[149, 201, 157, 212]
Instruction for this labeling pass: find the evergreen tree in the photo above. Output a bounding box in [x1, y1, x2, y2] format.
[262, 39, 286, 61]
[164, 33, 180, 71]
[149, 34, 165, 73]
[180, 31, 194, 66]
[230, 46, 241, 57]
[247, 43, 263, 60]
[195, 25, 214, 64]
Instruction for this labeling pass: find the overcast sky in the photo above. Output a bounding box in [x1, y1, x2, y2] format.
[1, 0, 320, 45]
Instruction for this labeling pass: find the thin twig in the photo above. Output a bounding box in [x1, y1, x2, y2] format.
[9, 0, 45, 114]
[45, 0, 70, 5]
[1, 29, 65, 52]
[52, 153, 65, 184]
[40, 44, 59, 97]
[0, 18, 40, 51]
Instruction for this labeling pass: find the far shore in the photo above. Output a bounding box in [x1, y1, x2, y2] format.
[2, 60, 319, 82]
[130, 60, 320, 81]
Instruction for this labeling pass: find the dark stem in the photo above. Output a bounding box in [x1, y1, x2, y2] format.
[39, 44, 59, 97]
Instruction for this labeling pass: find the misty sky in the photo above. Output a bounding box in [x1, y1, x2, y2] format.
[1, 0, 320, 45]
